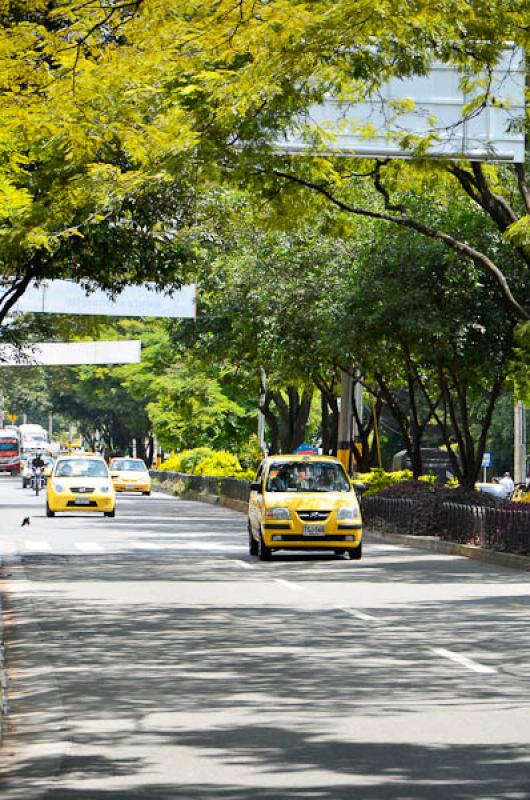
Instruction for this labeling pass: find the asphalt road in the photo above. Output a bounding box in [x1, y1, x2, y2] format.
[1, 474, 530, 799]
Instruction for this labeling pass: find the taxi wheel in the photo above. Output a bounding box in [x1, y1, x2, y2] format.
[104, 509, 116, 518]
[349, 542, 362, 560]
[248, 524, 258, 556]
[46, 503, 55, 517]
[143, 491, 151, 496]
[334, 549, 346, 556]
[258, 533, 271, 561]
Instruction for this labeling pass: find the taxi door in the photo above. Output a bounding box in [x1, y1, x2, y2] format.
[248, 461, 266, 536]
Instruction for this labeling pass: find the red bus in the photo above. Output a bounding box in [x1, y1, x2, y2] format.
[0, 430, 21, 475]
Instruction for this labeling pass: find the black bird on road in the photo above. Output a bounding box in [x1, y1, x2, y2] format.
[21, 517, 31, 527]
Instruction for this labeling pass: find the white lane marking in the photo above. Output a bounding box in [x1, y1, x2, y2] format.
[0, 540, 17, 555]
[336, 606, 378, 621]
[24, 540, 52, 552]
[133, 542, 162, 550]
[229, 559, 255, 570]
[431, 648, 497, 674]
[75, 542, 104, 553]
[275, 578, 305, 592]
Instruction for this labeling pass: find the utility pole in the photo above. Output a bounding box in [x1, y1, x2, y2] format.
[337, 369, 353, 473]
[0, 390, 4, 429]
[514, 400, 526, 485]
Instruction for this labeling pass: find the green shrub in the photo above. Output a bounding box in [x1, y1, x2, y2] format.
[159, 447, 215, 473]
[194, 451, 244, 477]
[238, 434, 263, 471]
[356, 468, 414, 496]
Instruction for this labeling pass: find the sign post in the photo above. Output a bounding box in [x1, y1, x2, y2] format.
[482, 451, 492, 482]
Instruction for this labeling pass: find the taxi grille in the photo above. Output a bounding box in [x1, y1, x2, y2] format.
[71, 487, 95, 494]
[297, 510, 330, 522]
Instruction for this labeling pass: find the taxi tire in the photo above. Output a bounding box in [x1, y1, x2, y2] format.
[104, 509, 116, 518]
[143, 491, 151, 496]
[258, 533, 271, 561]
[46, 503, 55, 518]
[248, 524, 258, 556]
[350, 542, 362, 560]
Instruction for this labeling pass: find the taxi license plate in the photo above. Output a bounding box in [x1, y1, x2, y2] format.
[125, 484, 135, 490]
[303, 525, 325, 536]
[74, 498, 91, 505]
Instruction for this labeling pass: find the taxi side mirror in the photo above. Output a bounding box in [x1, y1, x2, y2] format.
[250, 481, 262, 493]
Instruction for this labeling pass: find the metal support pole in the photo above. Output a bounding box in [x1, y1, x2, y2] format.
[337, 369, 353, 473]
[514, 400, 526, 485]
[0, 391, 4, 429]
[351, 377, 363, 471]
[258, 367, 267, 454]
[48, 411, 53, 440]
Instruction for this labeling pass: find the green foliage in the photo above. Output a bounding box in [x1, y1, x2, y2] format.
[355, 468, 414, 496]
[237, 434, 263, 471]
[159, 447, 253, 479]
[159, 448, 215, 474]
[194, 452, 243, 477]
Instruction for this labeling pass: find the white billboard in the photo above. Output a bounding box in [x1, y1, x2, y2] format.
[0, 340, 141, 367]
[13, 281, 196, 318]
[276, 47, 525, 162]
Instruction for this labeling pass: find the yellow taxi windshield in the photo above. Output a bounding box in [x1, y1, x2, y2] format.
[266, 461, 351, 493]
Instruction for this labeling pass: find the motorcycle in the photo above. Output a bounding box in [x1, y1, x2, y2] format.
[31, 466, 46, 496]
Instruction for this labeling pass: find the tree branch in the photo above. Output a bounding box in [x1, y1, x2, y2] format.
[515, 163, 530, 215]
[266, 167, 530, 321]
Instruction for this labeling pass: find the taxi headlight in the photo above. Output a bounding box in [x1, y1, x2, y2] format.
[101, 484, 111, 493]
[52, 482, 64, 493]
[337, 506, 361, 520]
[265, 507, 290, 520]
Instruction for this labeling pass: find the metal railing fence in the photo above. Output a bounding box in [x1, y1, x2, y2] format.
[361, 495, 530, 555]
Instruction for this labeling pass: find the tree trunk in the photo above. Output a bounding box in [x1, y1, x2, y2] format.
[269, 387, 313, 453]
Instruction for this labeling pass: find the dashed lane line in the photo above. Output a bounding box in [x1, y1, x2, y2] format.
[431, 647, 497, 674]
[335, 606, 379, 621]
[133, 542, 163, 550]
[24, 540, 52, 552]
[75, 542, 105, 553]
[229, 559, 255, 570]
[274, 578, 305, 592]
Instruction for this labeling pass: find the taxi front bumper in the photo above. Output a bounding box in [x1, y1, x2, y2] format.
[262, 522, 362, 549]
[48, 491, 115, 512]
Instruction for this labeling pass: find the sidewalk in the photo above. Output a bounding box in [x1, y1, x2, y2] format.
[0, 560, 69, 800]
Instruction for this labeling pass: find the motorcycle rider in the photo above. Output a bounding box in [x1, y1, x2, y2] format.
[32, 451, 46, 471]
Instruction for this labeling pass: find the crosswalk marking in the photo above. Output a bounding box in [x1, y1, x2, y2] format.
[76, 542, 104, 553]
[24, 540, 52, 552]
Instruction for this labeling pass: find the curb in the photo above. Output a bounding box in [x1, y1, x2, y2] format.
[153, 482, 248, 514]
[155, 480, 530, 573]
[364, 528, 530, 572]
[0, 583, 7, 741]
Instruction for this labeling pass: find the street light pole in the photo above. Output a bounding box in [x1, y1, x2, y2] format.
[514, 400, 526, 485]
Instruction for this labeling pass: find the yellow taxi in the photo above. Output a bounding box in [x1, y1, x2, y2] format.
[109, 457, 152, 495]
[46, 455, 116, 517]
[248, 455, 362, 560]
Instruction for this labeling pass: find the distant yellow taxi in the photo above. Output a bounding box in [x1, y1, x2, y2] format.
[47, 455, 116, 517]
[109, 458, 152, 495]
[248, 455, 362, 560]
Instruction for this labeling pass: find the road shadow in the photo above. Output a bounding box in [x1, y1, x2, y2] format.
[2, 547, 530, 798]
